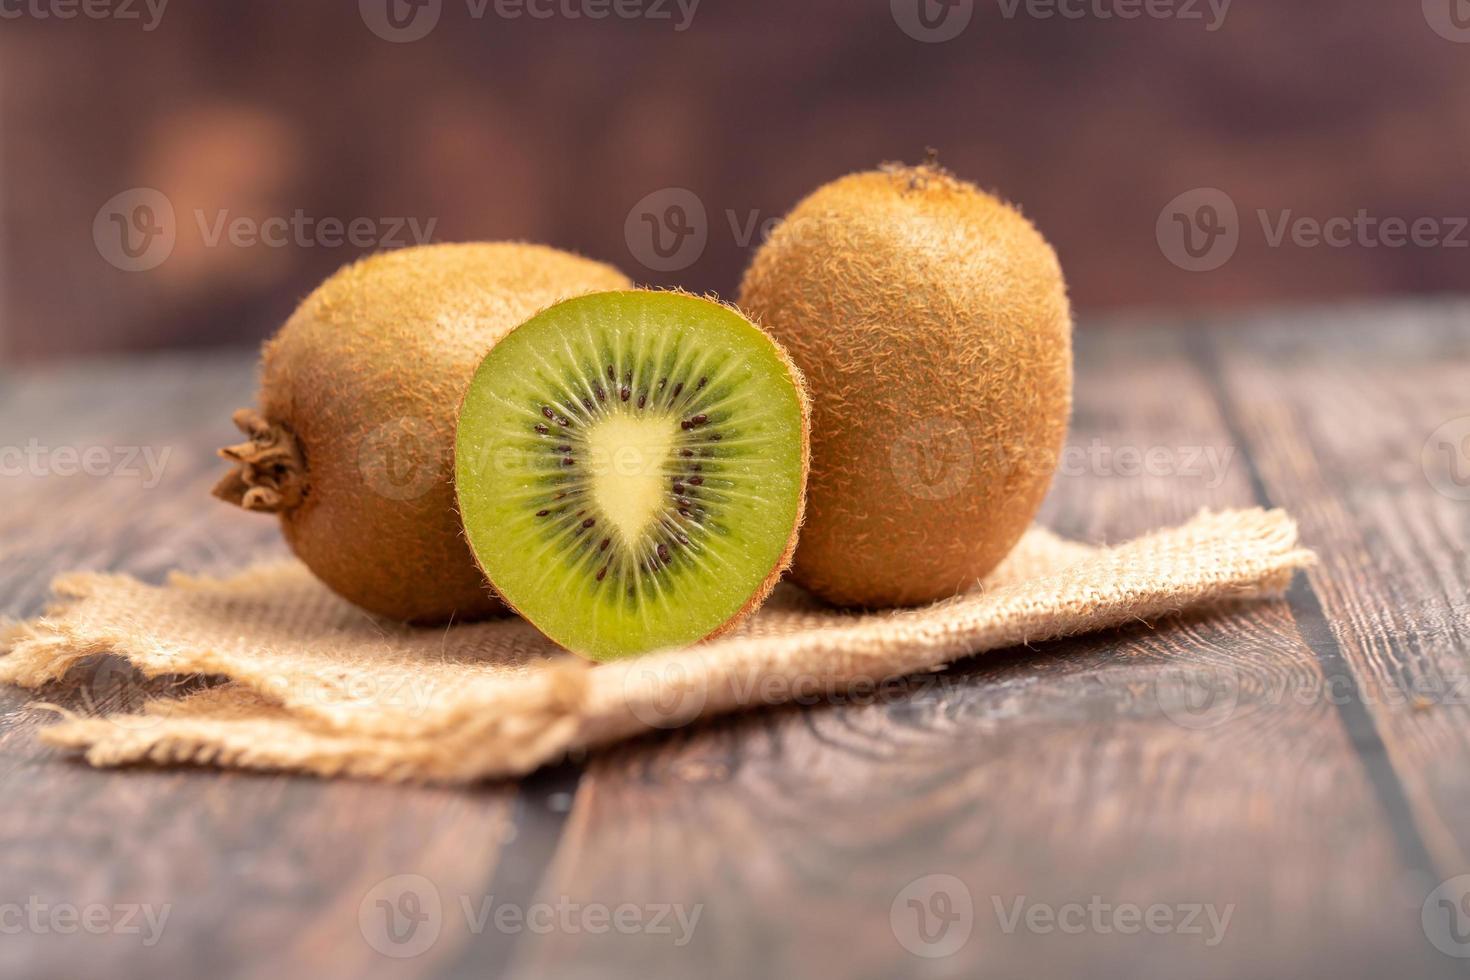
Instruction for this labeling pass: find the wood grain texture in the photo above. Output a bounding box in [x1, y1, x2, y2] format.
[1, 305, 1467, 979]
[1205, 301, 1470, 875]
[0, 354, 521, 980]
[498, 322, 1462, 980]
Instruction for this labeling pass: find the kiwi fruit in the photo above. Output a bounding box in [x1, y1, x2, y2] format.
[455, 290, 810, 661]
[214, 242, 632, 623]
[738, 163, 1072, 607]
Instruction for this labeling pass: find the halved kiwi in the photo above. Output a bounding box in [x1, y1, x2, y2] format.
[455, 291, 810, 661]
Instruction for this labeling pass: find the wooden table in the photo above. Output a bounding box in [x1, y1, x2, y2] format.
[2, 301, 1467, 980]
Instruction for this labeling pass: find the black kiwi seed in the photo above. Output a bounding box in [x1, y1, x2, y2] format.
[520, 347, 739, 599]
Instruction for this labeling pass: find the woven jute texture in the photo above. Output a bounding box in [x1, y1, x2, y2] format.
[0, 509, 1311, 783]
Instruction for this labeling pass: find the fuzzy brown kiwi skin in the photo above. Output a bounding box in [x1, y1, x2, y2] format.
[452, 289, 811, 658]
[215, 242, 632, 625]
[738, 163, 1073, 609]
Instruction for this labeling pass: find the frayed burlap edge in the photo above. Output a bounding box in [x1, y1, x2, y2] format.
[0, 509, 1312, 783]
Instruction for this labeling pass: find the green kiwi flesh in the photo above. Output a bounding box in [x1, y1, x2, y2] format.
[455, 291, 810, 661]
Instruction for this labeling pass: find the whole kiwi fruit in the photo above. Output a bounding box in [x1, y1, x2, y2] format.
[738, 163, 1072, 607]
[214, 242, 632, 623]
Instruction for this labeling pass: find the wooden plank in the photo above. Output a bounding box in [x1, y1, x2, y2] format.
[0, 353, 523, 980]
[1205, 300, 1470, 878]
[500, 324, 1451, 979]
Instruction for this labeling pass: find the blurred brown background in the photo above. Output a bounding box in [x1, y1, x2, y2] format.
[2, 0, 1468, 362]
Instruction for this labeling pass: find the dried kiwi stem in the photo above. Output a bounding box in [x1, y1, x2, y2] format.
[212, 408, 307, 514]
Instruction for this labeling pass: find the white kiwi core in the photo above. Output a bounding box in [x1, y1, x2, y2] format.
[584, 413, 679, 545]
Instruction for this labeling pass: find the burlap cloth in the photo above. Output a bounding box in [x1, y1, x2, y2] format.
[0, 509, 1310, 783]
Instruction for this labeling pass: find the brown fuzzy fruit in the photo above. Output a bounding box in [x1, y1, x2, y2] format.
[738, 164, 1073, 607]
[214, 242, 632, 623]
